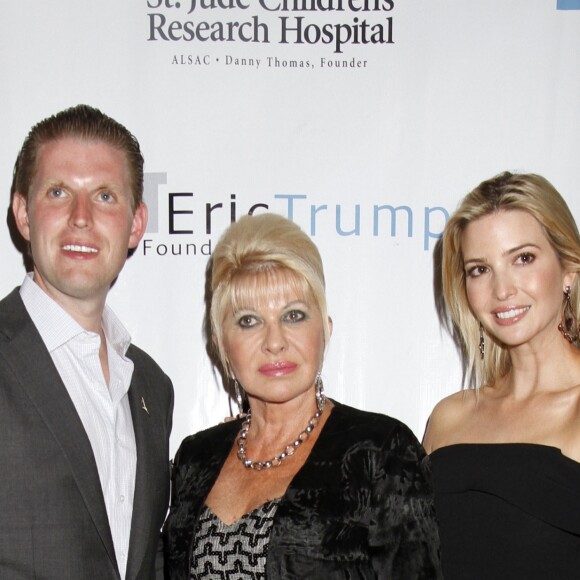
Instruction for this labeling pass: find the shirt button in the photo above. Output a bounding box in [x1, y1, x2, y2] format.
[120, 495, 125, 502]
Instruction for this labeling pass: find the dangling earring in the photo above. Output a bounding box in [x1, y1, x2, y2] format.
[479, 322, 485, 360]
[234, 379, 244, 417]
[559, 286, 579, 344]
[315, 372, 326, 412]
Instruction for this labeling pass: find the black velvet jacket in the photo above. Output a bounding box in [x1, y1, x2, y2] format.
[163, 401, 442, 579]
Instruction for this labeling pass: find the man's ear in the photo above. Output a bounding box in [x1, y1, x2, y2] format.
[128, 202, 148, 249]
[12, 193, 31, 241]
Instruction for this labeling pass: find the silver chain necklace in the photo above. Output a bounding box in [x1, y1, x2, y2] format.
[236, 407, 323, 471]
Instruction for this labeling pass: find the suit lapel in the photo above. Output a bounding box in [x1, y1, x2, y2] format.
[0, 290, 119, 576]
[125, 360, 163, 580]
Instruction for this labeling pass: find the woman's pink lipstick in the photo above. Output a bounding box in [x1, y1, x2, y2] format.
[259, 361, 298, 377]
[492, 305, 530, 326]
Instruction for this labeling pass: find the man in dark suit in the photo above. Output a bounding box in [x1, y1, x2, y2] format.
[0, 105, 174, 579]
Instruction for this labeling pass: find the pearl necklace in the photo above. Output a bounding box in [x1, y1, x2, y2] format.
[237, 407, 323, 471]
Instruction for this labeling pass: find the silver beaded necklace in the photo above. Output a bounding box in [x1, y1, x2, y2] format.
[236, 406, 324, 471]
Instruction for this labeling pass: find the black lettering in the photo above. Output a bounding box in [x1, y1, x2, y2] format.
[169, 193, 194, 234]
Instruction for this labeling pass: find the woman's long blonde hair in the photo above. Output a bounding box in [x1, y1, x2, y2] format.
[442, 172, 580, 388]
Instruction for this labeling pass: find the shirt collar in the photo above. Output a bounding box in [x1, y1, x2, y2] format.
[20, 273, 131, 356]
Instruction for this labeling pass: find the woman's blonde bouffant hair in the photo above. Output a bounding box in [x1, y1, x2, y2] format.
[210, 213, 330, 374]
[442, 171, 580, 389]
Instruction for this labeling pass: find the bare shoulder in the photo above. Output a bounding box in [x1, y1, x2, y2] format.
[423, 389, 478, 453]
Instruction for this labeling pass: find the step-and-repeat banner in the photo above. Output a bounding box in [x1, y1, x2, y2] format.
[1, 1, 579, 453]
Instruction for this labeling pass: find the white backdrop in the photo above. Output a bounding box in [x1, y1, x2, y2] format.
[1, 0, 579, 455]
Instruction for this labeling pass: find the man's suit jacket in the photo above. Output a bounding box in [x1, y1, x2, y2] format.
[0, 288, 174, 579]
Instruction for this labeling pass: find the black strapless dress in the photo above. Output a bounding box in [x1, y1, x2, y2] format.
[430, 444, 580, 579]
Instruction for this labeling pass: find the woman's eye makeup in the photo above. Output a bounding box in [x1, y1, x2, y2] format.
[465, 248, 537, 278]
[515, 252, 535, 265]
[236, 314, 258, 328]
[283, 309, 307, 323]
[466, 264, 488, 278]
[233, 304, 310, 327]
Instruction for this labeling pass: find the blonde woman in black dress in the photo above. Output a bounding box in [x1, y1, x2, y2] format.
[424, 172, 580, 579]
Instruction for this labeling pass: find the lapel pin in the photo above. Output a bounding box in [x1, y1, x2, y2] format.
[141, 397, 150, 416]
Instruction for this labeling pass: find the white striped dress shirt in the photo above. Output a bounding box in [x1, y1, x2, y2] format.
[20, 274, 136, 580]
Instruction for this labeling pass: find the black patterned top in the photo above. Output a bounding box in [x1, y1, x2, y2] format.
[190, 499, 281, 579]
[166, 401, 442, 579]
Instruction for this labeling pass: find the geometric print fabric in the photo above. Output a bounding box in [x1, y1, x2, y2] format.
[190, 498, 281, 579]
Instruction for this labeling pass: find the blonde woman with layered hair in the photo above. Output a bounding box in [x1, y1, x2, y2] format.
[424, 172, 580, 579]
[165, 213, 442, 579]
